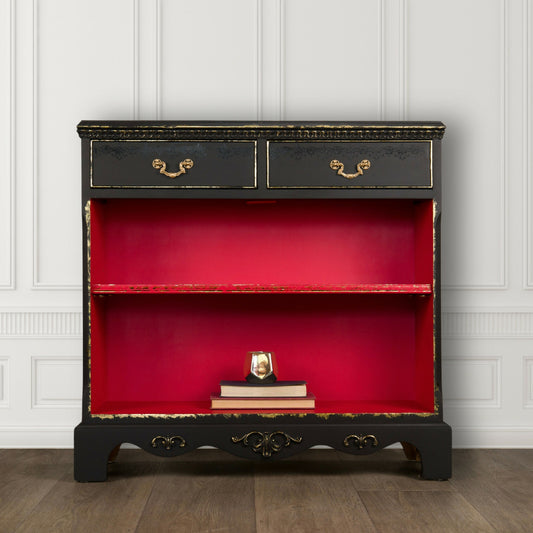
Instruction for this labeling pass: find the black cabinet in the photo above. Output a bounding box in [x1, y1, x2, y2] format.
[75, 121, 451, 481]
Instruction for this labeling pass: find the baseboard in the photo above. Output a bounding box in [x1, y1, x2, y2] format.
[1, 425, 532, 449]
[0, 427, 74, 448]
[451, 426, 533, 448]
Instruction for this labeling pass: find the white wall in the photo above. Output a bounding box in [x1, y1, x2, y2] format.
[1, 0, 532, 447]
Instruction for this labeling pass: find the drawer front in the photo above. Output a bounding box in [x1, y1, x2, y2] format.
[91, 140, 257, 188]
[267, 141, 432, 189]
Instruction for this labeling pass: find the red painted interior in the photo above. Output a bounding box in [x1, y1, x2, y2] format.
[90, 293, 434, 414]
[89, 199, 435, 415]
[91, 199, 433, 286]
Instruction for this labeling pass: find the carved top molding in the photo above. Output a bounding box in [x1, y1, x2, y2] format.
[77, 121, 445, 141]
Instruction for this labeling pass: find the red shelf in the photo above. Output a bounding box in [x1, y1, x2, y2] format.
[91, 283, 432, 295]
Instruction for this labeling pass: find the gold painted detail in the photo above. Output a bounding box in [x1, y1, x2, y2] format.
[231, 431, 302, 458]
[152, 158, 194, 178]
[151, 435, 186, 450]
[330, 159, 371, 179]
[85, 200, 92, 414]
[343, 434, 379, 449]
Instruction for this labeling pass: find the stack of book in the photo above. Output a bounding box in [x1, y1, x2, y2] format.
[210, 380, 315, 409]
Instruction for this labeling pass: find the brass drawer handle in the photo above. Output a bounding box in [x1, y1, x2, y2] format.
[330, 159, 371, 179]
[152, 158, 194, 178]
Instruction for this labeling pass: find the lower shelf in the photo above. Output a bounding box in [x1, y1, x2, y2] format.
[90, 399, 434, 416]
[90, 293, 436, 415]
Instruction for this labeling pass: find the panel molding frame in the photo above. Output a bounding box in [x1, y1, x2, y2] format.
[524, 0, 533, 288]
[0, 0, 16, 290]
[156, 0, 260, 120]
[405, 0, 509, 291]
[443, 355, 502, 408]
[0, 357, 9, 408]
[31, 0, 138, 290]
[280, 0, 286, 120]
[444, 0, 508, 291]
[524, 356, 533, 408]
[31, 355, 82, 409]
[399, 0, 407, 120]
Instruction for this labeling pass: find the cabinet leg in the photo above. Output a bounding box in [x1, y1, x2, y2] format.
[108, 444, 121, 463]
[416, 426, 452, 480]
[401, 441, 421, 461]
[74, 426, 117, 482]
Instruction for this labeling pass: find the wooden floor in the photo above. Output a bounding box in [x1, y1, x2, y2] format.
[1, 448, 532, 532]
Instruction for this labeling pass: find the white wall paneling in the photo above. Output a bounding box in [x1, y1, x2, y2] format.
[0, 0, 15, 289]
[381, 0, 406, 120]
[1, 0, 533, 447]
[442, 310, 533, 339]
[31, 356, 82, 408]
[33, 0, 136, 289]
[0, 309, 82, 339]
[259, 0, 282, 120]
[524, 356, 533, 408]
[443, 356, 502, 408]
[282, 0, 382, 120]
[158, 0, 260, 119]
[0, 357, 9, 407]
[525, 0, 533, 288]
[407, 0, 507, 290]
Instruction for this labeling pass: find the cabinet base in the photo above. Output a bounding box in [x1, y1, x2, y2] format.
[74, 422, 451, 482]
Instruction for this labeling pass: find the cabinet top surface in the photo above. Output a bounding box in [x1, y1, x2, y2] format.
[77, 121, 445, 141]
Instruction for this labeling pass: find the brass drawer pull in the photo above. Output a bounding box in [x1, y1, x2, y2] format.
[330, 159, 371, 179]
[152, 158, 194, 178]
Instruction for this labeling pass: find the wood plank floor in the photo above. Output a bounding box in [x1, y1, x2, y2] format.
[1, 448, 532, 533]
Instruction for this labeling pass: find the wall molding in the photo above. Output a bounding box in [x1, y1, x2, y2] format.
[524, 0, 533, 288]
[0, 310, 82, 338]
[443, 356, 501, 408]
[452, 426, 533, 448]
[400, 0, 407, 120]
[31, 0, 79, 290]
[0, 357, 9, 408]
[279, 0, 286, 120]
[442, 310, 533, 339]
[0, 426, 76, 448]
[1, 309, 533, 339]
[155, 0, 161, 119]
[31, 356, 82, 408]
[442, 0, 508, 291]
[524, 356, 533, 408]
[255, 0, 262, 120]
[377, 0, 384, 119]
[0, 0, 15, 290]
[133, 0, 140, 119]
[31, 0, 137, 290]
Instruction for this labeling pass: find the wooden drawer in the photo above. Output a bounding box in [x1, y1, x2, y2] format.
[90, 140, 257, 188]
[267, 141, 432, 189]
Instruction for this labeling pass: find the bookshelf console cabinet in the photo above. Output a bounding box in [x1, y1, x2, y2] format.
[74, 121, 451, 481]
